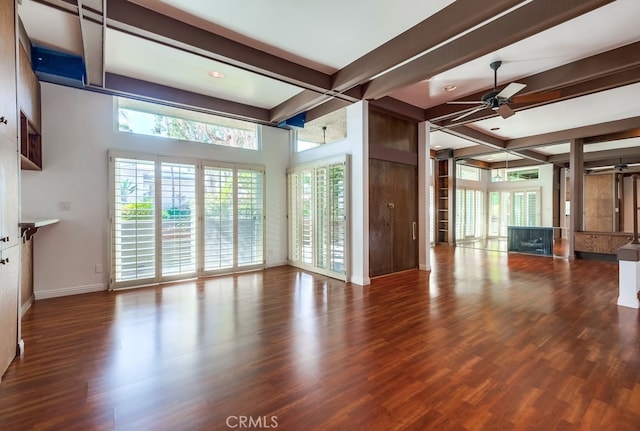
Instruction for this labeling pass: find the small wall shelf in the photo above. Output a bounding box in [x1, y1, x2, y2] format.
[20, 112, 41, 170]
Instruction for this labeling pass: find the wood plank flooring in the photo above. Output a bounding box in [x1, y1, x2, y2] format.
[1, 247, 639, 430]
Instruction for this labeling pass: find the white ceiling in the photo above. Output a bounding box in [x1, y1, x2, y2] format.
[17, 0, 640, 167]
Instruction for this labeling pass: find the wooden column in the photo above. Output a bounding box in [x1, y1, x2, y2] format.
[569, 138, 584, 259]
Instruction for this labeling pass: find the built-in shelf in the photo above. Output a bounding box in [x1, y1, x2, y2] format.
[20, 112, 41, 170]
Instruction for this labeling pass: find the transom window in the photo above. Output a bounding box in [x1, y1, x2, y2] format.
[117, 97, 258, 150]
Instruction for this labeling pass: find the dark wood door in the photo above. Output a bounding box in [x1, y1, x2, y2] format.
[369, 159, 418, 277]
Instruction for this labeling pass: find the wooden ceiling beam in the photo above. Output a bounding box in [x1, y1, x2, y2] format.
[331, 0, 524, 92]
[104, 73, 271, 123]
[106, 0, 331, 92]
[363, 0, 615, 100]
[427, 41, 640, 123]
[506, 116, 640, 150]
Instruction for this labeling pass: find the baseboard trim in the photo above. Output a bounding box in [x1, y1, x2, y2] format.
[35, 283, 107, 300]
[350, 276, 371, 286]
[20, 295, 34, 317]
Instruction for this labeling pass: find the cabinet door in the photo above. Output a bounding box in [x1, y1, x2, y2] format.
[0, 245, 19, 380]
[0, 0, 17, 143]
[0, 0, 18, 248]
[0, 136, 19, 248]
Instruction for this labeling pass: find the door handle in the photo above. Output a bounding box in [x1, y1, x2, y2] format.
[412, 222, 417, 240]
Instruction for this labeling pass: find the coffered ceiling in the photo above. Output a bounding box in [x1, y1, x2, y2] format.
[17, 0, 640, 169]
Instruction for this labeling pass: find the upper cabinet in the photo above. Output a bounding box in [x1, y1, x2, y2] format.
[0, 0, 17, 143]
[18, 41, 41, 170]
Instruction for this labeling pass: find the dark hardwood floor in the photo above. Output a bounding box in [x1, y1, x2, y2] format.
[1, 247, 639, 430]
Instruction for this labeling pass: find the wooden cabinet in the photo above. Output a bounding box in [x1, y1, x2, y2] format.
[0, 0, 20, 381]
[0, 245, 19, 381]
[18, 41, 42, 170]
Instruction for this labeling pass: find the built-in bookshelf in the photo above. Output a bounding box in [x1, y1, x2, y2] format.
[436, 158, 453, 244]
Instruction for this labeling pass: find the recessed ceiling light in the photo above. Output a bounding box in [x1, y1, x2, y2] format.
[442, 85, 457, 92]
[208, 71, 225, 79]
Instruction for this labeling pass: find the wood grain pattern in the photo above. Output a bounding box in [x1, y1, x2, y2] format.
[1, 247, 639, 430]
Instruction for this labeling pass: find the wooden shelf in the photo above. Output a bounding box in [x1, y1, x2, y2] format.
[20, 112, 41, 170]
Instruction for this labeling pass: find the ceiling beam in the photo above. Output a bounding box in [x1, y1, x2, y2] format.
[305, 99, 351, 123]
[368, 97, 426, 123]
[548, 146, 640, 165]
[271, 0, 526, 123]
[331, 0, 525, 92]
[105, 0, 331, 92]
[442, 125, 506, 150]
[362, 0, 615, 100]
[104, 73, 271, 123]
[506, 116, 640, 150]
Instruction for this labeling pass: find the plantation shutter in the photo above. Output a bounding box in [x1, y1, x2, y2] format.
[112, 156, 156, 285]
[161, 161, 197, 277]
[237, 168, 264, 267]
[287, 156, 349, 280]
[203, 166, 234, 271]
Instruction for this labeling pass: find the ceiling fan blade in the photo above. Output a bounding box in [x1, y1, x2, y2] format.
[452, 106, 486, 122]
[496, 103, 515, 119]
[511, 90, 562, 104]
[496, 82, 526, 99]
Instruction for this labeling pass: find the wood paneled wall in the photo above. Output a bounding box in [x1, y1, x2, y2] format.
[584, 174, 614, 232]
[368, 109, 418, 277]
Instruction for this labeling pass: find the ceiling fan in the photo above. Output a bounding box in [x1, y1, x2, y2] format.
[587, 160, 640, 175]
[448, 61, 526, 122]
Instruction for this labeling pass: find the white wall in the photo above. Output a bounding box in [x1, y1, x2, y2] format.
[22, 83, 290, 298]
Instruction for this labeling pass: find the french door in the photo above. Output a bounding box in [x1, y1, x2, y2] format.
[287, 156, 349, 280]
[110, 152, 264, 289]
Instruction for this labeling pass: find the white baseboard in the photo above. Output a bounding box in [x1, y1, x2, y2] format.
[419, 264, 432, 271]
[350, 276, 371, 286]
[34, 283, 107, 300]
[20, 295, 34, 317]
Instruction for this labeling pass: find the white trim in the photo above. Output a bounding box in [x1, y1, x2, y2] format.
[349, 275, 371, 286]
[20, 295, 34, 317]
[35, 283, 107, 300]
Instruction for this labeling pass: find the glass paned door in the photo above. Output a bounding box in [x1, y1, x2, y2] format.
[161, 162, 197, 277]
[287, 158, 348, 280]
[237, 169, 264, 267]
[203, 166, 234, 271]
[113, 157, 156, 284]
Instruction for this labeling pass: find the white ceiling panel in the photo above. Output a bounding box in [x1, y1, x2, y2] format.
[105, 29, 303, 109]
